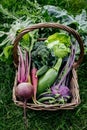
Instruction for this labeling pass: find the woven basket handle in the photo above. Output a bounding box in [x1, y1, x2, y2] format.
[13, 23, 84, 68]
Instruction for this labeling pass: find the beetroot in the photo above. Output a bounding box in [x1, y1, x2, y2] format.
[16, 82, 34, 100]
[15, 82, 34, 130]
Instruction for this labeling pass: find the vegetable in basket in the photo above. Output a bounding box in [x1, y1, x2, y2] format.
[31, 41, 56, 69]
[37, 32, 71, 95]
[53, 45, 75, 88]
[31, 63, 38, 104]
[37, 58, 62, 94]
[37, 45, 75, 104]
[51, 45, 75, 103]
[36, 65, 48, 77]
[15, 30, 39, 128]
[16, 46, 34, 129]
[31, 41, 56, 100]
[45, 32, 71, 58]
[37, 86, 71, 104]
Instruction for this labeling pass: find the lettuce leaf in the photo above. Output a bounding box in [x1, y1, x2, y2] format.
[45, 33, 71, 58]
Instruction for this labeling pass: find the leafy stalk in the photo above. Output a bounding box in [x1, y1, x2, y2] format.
[58, 45, 75, 88]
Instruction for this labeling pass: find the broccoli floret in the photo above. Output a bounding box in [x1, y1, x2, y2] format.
[31, 41, 56, 69]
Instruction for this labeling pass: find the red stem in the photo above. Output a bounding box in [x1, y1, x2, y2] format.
[31, 65, 38, 104]
[18, 46, 26, 82]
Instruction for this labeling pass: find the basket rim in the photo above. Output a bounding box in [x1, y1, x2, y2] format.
[13, 22, 84, 68]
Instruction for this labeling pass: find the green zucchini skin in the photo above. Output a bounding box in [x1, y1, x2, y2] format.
[36, 65, 48, 77]
[37, 69, 58, 94]
[37, 58, 62, 94]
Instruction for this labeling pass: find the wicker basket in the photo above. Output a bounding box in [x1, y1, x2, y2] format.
[13, 23, 84, 110]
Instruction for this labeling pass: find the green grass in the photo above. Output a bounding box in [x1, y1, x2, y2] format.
[0, 56, 87, 130]
[0, 0, 87, 130]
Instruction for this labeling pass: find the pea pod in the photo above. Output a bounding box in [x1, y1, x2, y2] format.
[38, 96, 55, 103]
[37, 58, 62, 94]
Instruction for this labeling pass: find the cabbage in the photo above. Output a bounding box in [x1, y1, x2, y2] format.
[53, 43, 70, 58]
[45, 32, 71, 58]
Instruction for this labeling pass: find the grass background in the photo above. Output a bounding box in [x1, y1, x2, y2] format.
[0, 0, 87, 130]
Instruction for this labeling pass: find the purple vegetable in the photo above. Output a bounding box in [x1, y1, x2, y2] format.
[25, 51, 29, 82]
[37, 45, 75, 104]
[17, 46, 33, 129]
[16, 82, 34, 130]
[17, 46, 31, 83]
[17, 54, 21, 83]
[16, 82, 34, 100]
[58, 86, 70, 97]
[50, 45, 75, 102]
[37, 85, 71, 104]
[17, 46, 26, 83]
[57, 45, 75, 88]
[51, 45, 75, 89]
[51, 85, 70, 96]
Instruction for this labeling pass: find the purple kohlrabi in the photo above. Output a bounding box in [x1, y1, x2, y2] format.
[51, 85, 71, 98]
[58, 85, 71, 97]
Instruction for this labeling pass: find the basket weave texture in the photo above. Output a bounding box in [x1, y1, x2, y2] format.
[13, 23, 84, 110]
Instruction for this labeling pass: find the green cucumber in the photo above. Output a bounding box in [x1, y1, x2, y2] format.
[37, 58, 62, 94]
[36, 65, 48, 77]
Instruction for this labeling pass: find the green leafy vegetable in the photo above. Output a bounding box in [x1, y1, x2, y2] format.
[0, 45, 13, 63]
[3, 45, 13, 59]
[53, 44, 70, 58]
[31, 41, 56, 69]
[45, 33, 71, 58]
[20, 30, 39, 52]
[45, 33, 71, 47]
[0, 3, 87, 64]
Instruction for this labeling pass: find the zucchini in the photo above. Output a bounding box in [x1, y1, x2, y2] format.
[36, 65, 48, 77]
